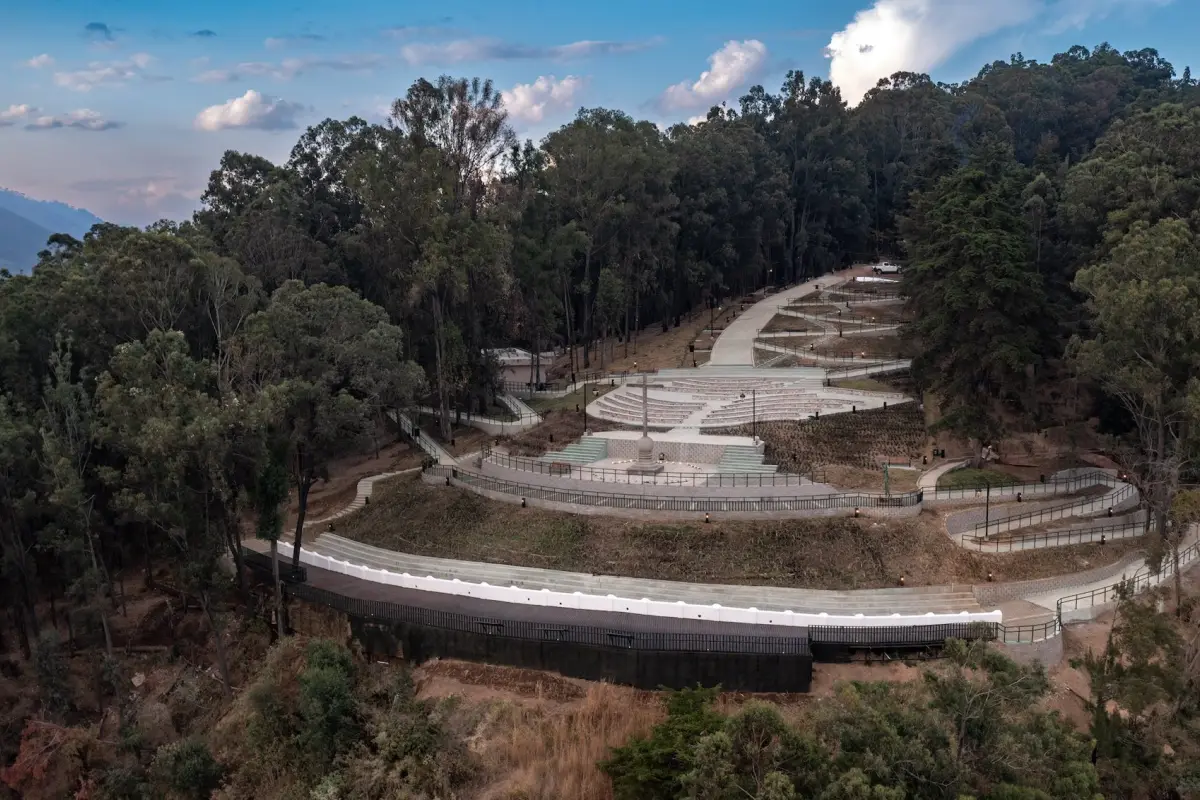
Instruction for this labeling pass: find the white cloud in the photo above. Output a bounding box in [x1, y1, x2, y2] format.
[54, 53, 159, 91]
[400, 37, 655, 66]
[826, 0, 1109, 105]
[25, 54, 54, 68]
[26, 109, 122, 131]
[686, 114, 708, 125]
[502, 75, 587, 123]
[264, 34, 325, 49]
[193, 69, 238, 84]
[191, 54, 384, 83]
[659, 40, 768, 112]
[0, 104, 36, 127]
[1046, 0, 1174, 33]
[194, 89, 306, 131]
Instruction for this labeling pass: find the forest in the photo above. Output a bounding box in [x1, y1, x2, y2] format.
[3, 40, 1200, 798]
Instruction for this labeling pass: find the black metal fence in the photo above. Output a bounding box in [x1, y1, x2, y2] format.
[483, 445, 818, 488]
[933, 469, 1118, 501]
[429, 464, 923, 512]
[971, 482, 1137, 536]
[242, 548, 308, 583]
[284, 581, 814, 692]
[962, 519, 1146, 551]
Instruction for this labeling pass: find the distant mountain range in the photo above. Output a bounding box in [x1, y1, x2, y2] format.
[0, 188, 105, 273]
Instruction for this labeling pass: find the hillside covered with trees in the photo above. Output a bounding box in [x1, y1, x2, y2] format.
[4, 41, 1200, 798]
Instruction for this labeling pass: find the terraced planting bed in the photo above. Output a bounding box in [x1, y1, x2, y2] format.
[724, 404, 926, 473]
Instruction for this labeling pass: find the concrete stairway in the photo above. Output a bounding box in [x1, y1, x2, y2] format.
[539, 437, 609, 465]
[718, 444, 778, 474]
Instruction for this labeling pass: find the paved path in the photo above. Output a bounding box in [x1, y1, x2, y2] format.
[918, 459, 970, 490]
[256, 464, 1200, 631]
[708, 269, 859, 366]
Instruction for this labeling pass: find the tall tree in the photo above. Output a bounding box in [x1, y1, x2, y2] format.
[237, 281, 423, 566]
[902, 144, 1055, 453]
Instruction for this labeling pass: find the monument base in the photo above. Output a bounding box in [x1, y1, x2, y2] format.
[626, 462, 665, 475]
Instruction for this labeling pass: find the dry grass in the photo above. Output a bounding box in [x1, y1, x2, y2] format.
[761, 314, 823, 334]
[470, 684, 662, 800]
[527, 384, 612, 414]
[581, 302, 743, 375]
[501, 410, 624, 456]
[821, 464, 920, 493]
[335, 475, 1146, 589]
[818, 334, 917, 359]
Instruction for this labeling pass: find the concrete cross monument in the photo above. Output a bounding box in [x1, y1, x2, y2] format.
[628, 368, 663, 475]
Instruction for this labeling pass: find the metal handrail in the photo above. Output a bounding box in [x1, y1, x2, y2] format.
[428, 464, 924, 511]
[1056, 539, 1200, 618]
[482, 446, 820, 487]
[962, 519, 1146, 552]
[971, 482, 1137, 536]
[932, 469, 1116, 500]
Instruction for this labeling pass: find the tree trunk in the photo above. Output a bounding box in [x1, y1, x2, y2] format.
[271, 538, 284, 637]
[431, 293, 453, 441]
[291, 478, 312, 568]
[199, 591, 232, 697]
[85, 530, 114, 661]
[582, 249, 593, 369]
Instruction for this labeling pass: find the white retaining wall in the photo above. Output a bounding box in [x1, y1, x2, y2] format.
[298, 546, 1001, 630]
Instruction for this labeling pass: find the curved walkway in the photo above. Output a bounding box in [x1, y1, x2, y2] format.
[708, 268, 860, 366]
[256, 462, 1199, 644]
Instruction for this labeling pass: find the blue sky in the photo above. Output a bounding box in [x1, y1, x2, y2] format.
[0, 0, 1194, 226]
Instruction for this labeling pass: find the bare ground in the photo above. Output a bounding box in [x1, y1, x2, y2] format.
[285, 440, 425, 528]
[334, 475, 1146, 590]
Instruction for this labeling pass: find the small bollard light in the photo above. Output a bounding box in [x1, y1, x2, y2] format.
[521, 497, 527, 508]
[922, 455, 927, 465]
[549, 433, 555, 443]
[364, 496, 369, 506]
[328, 523, 334, 532]
[446, 476, 451, 486]
[899, 576, 905, 587]
[705, 512, 711, 524]
[1100, 534, 1106, 545]
[1108, 507, 1114, 517]
[854, 507, 860, 517]
[883, 402, 888, 410]
[575, 404, 580, 412]
[1040, 474, 1046, 483]
[852, 405, 857, 414]
[451, 437, 456, 446]
[987, 571, 994, 582]
[1017, 492, 1022, 502]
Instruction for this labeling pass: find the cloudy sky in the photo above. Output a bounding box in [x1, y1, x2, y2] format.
[1, 0, 1194, 226]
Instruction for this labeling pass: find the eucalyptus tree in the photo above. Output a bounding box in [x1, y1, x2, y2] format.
[236, 281, 423, 565]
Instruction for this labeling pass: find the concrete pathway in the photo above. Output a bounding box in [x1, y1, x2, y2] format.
[707, 269, 858, 366]
[918, 459, 970, 490]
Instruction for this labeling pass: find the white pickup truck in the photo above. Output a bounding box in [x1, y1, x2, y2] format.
[873, 261, 902, 274]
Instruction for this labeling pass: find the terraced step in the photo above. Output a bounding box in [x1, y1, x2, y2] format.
[308, 534, 984, 615]
[539, 437, 609, 465]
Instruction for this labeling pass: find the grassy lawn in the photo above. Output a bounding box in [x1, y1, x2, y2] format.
[333, 474, 1144, 589]
[936, 467, 1021, 490]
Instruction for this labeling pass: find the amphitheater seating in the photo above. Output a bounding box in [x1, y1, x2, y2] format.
[589, 390, 705, 426]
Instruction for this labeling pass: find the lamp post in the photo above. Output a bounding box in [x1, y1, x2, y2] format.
[740, 390, 757, 441]
[582, 380, 588, 434]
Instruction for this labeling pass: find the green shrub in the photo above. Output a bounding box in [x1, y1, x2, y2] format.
[601, 686, 725, 800]
[296, 641, 360, 771]
[150, 739, 224, 800]
[32, 631, 72, 719]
